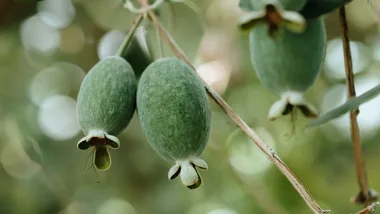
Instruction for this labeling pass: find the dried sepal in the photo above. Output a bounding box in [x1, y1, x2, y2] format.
[238, 10, 266, 30]
[282, 11, 306, 33]
[190, 158, 208, 170]
[77, 130, 120, 171]
[168, 163, 181, 180]
[77, 130, 120, 150]
[238, 4, 306, 37]
[268, 92, 317, 121]
[168, 158, 208, 189]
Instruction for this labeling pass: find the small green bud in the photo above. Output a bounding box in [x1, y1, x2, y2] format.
[137, 57, 211, 189]
[77, 56, 137, 170]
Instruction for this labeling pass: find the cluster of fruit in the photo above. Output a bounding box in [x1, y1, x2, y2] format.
[76, 56, 211, 189]
[73, 0, 354, 190]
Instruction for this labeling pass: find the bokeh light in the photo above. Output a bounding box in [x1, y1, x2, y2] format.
[29, 66, 71, 106]
[1, 117, 42, 180]
[320, 75, 380, 142]
[97, 30, 126, 60]
[57, 201, 92, 214]
[96, 198, 137, 214]
[59, 25, 86, 54]
[20, 15, 60, 55]
[37, 95, 80, 141]
[227, 127, 276, 176]
[207, 208, 239, 214]
[1, 144, 42, 180]
[324, 38, 371, 81]
[37, 0, 76, 29]
[197, 60, 231, 94]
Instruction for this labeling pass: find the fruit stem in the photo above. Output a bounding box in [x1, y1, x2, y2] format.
[145, 6, 329, 214]
[339, 6, 377, 206]
[116, 13, 144, 57]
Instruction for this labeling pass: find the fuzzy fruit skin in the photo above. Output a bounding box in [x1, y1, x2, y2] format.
[300, 0, 352, 19]
[137, 57, 211, 162]
[77, 56, 137, 137]
[250, 17, 325, 96]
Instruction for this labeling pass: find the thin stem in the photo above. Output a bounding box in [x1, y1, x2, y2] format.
[156, 25, 164, 58]
[355, 202, 380, 214]
[116, 13, 144, 56]
[339, 6, 370, 206]
[146, 10, 329, 214]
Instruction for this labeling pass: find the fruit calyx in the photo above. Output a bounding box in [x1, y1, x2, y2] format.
[168, 157, 208, 189]
[269, 91, 318, 120]
[77, 130, 120, 170]
[239, 4, 306, 38]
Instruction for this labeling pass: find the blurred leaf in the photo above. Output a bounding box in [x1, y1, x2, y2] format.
[308, 83, 380, 128]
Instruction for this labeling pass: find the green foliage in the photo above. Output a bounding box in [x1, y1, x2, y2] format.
[308, 84, 380, 128]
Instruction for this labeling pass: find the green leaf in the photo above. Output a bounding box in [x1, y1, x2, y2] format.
[307, 84, 380, 128]
[94, 145, 111, 171]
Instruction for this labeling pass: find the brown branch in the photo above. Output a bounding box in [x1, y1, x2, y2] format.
[145, 9, 329, 214]
[339, 6, 374, 206]
[355, 202, 380, 214]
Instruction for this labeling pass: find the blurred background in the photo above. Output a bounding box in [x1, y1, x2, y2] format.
[1, 0, 380, 213]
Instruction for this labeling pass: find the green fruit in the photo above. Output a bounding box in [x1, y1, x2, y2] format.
[240, 0, 352, 19]
[300, 0, 352, 19]
[137, 57, 211, 189]
[250, 17, 326, 120]
[77, 56, 137, 171]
